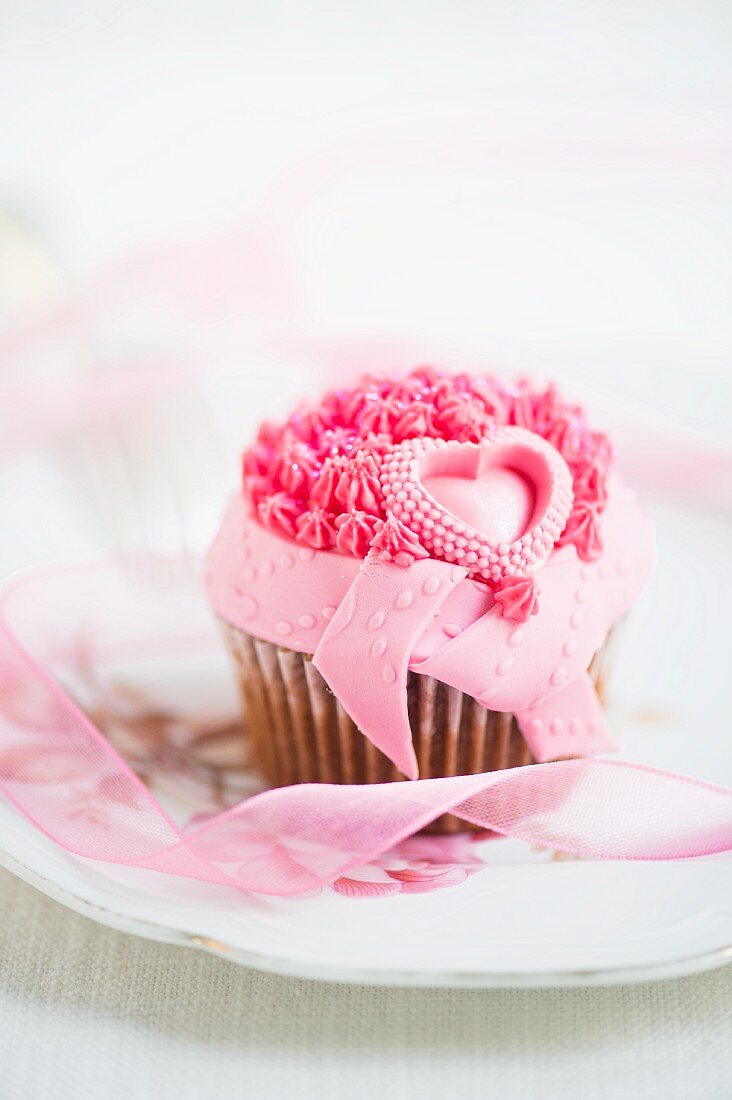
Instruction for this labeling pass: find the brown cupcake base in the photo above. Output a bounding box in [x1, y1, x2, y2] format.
[223, 622, 612, 834]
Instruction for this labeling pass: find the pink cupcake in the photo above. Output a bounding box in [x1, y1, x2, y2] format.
[205, 367, 654, 831]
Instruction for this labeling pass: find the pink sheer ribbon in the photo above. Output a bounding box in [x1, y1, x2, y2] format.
[0, 557, 730, 897]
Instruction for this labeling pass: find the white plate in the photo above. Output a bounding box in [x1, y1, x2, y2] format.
[0, 493, 731, 988]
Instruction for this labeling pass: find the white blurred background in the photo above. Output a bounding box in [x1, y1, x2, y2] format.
[0, 1, 730, 568]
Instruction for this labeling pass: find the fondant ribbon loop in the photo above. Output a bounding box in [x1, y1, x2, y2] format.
[313, 556, 468, 778]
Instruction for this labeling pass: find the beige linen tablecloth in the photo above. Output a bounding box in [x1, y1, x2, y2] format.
[0, 868, 730, 1100]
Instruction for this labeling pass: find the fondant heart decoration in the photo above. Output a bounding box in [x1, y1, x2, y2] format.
[379, 427, 573, 582]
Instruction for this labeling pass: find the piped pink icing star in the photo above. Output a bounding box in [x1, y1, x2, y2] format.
[278, 440, 318, 496]
[257, 491, 303, 538]
[295, 508, 337, 550]
[370, 515, 429, 568]
[311, 457, 345, 510]
[434, 394, 493, 442]
[335, 511, 381, 557]
[392, 402, 439, 441]
[493, 574, 540, 622]
[243, 420, 280, 471]
[556, 502, 603, 561]
[358, 395, 399, 435]
[335, 452, 383, 514]
[572, 458, 609, 511]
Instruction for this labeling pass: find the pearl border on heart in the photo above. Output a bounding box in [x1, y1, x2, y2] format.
[378, 428, 574, 583]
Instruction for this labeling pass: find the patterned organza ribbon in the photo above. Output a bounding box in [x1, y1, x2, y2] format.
[0, 557, 730, 898]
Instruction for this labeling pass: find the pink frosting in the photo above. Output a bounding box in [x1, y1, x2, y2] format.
[257, 490, 302, 537]
[335, 511, 380, 557]
[242, 368, 611, 571]
[207, 368, 653, 777]
[295, 507, 336, 550]
[556, 501, 603, 561]
[493, 574, 540, 622]
[370, 515, 429, 568]
[311, 457, 344, 510]
[335, 452, 382, 513]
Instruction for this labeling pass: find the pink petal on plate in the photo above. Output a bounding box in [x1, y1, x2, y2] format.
[387, 865, 471, 893]
[332, 876, 403, 898]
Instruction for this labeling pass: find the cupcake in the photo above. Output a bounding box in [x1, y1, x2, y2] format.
[205, 367, 654, 832]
